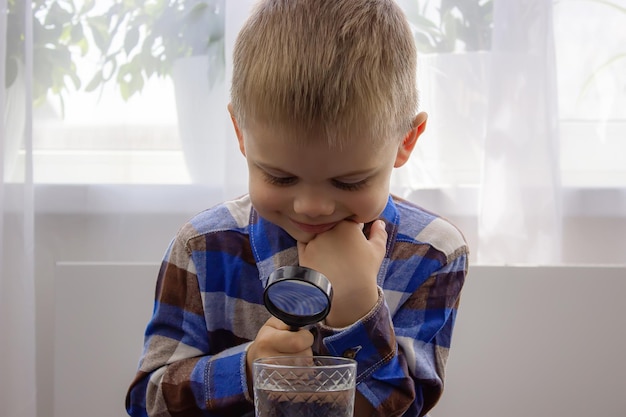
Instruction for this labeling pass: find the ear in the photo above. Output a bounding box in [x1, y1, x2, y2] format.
[227, 103, 246, 156]
[394, 112, 427, 168]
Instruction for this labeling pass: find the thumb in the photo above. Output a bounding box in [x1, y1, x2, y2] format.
[368, 220, 388, 251]
[297, 241, 307, 258]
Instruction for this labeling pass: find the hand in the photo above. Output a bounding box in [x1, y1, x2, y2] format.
[246, 316, 314, 393]
[297, 219, 388, 327]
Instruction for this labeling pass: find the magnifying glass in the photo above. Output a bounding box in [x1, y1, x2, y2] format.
[264, 266, 333, 330]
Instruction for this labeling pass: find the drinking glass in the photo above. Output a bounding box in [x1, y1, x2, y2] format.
[253, 356, 357, 417]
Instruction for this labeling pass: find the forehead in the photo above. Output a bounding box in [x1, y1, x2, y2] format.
[243, 120, 397, 152]
[243, 122, 397, 175]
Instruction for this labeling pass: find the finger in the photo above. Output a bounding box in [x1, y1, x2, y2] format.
[292, 347, 314, 357]
[249, 319, 313, 369]
[262, 321, 314, 352]
[296, 327, 315, 347]
[264, 316, 292, 330]
[297, 241, 307, 257]
[279, 327, 314, 353]
[368, 219, 388, 249]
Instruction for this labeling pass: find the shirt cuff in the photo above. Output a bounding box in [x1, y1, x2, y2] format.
[205, 342, 254, 407]
[316, 287, 396, 383]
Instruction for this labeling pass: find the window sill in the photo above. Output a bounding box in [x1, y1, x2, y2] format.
[25, 183, 626, 218]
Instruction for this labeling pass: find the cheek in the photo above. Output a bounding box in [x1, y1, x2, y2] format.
[366, 170, 394, 215]
[248, 179, 287, 213]
[349, 187, 390, 220]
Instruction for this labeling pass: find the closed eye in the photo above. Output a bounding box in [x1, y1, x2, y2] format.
[332, 178, 369, 191]
[263, 172, 297, 186]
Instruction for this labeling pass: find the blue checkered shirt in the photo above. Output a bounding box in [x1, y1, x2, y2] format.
[126, 194, 468, 416]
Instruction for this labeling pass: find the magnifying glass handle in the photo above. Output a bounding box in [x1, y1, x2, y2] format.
[288, 326, 318, 340]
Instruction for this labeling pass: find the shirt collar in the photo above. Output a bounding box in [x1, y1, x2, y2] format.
[248, 195, 399, 284]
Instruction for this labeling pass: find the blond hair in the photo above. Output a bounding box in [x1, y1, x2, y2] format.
[230, 0, 418, 148]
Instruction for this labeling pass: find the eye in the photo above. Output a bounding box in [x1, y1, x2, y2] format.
[263, 172, 297, 186]
[332, 178, 368, 191]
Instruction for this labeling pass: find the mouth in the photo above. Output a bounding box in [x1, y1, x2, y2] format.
[289, 219, 338, 234]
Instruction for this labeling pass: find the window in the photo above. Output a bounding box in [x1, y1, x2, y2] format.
[6, 0, 624, 188]
[554, 0, 626, 187]
[7, 0, 227, 184]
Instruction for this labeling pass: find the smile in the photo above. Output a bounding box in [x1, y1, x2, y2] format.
[290, 220, 338, 234]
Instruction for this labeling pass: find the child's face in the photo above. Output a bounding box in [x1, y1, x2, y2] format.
[230, 112, 425, 243]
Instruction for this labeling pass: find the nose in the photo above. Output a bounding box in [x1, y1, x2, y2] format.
[293, 186, 335, 218]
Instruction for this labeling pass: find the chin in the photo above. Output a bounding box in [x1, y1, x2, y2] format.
[288, 229, 316, 244]
[266, 218, 310, 243]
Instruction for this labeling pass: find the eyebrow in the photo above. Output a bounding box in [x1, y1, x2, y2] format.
[255, 162, 292, 175]
[256, 162, 378, 178]
[333, 168, 379, 178]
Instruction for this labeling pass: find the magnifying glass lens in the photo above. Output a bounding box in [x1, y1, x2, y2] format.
[265, 280, 328, 316]
[264, 266, 333, 329]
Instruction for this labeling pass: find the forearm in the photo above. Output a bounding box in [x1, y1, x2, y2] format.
[315, 281, 463, 417]
[126, 342, 253, 416]
[315, 290, 418, 416]
[127, 239, 254, 416]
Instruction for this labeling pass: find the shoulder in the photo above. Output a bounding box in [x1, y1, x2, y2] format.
[391, 195, 468, 263]
[175, 194, 253, 247]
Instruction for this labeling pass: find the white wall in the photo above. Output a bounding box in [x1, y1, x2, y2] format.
[36, 211, 193, 417]
[432, 265, 626, 417]
[53, 263, 156, 417]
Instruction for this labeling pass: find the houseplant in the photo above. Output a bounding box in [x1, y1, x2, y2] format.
[83, 0, 226, 183]
[397, 0, 493, 53]
[5, 0, 101, 109]
[577, 0, 626, 103]
[4, 0, 94, 178]
[84, 0, 225, 100]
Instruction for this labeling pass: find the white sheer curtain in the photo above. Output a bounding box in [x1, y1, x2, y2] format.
[394, 0, 564, 264]
[1, 0, 37, 416]
[478, 0, 562, 264]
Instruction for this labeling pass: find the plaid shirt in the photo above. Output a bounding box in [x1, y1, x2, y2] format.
[126, 194, 468, 417]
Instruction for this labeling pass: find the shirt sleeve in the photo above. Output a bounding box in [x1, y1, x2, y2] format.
[125, 234, 254, 417]
[314, 251, 467, 417]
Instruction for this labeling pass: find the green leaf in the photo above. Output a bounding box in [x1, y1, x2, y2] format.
[60, 23, 73, 44]
[33, 54, 54, 91]
[70, 22, 84, 45]
[130, 73, 145, 97]
[120, 71, 143, 101]
[119, 80, 131, 101]
[411, 13, 440, 31]
[101, 57, 118, 82]
[45, 1, 73, 29]
[139, 51, 158, 78]
[80, 0, 96, 14]
[116, 62, 133, 83]
[46, 47, 73, 71]
[76, 37, 89, 56]
[69, 63, 82, 90]
[441, 12, 462, 51]
[578, 53, 626, 101]
[85, 71, 104, 92]
[124, 26, 140, 55]
[87, 16, 113, 53]
[414, 32, 437, 53]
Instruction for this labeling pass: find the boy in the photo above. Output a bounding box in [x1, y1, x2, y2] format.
[126, 0, 468, 416]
